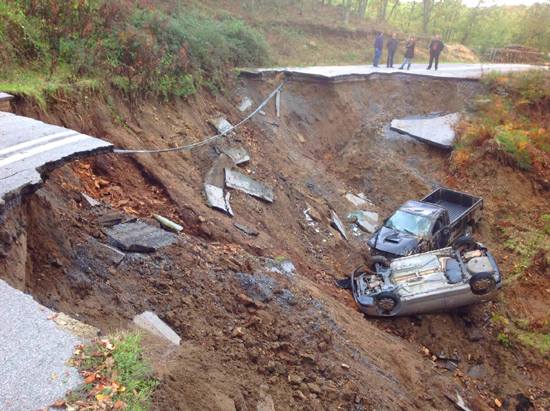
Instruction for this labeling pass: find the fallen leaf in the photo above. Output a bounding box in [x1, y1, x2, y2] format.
[96, 394, 108, 402]
[39, 307, 45, 311]
[50, 400, 65, 408]
[51, 374, 58, 379]
[495, 398, 502, 407]
[83, 373, 96, 384]
[7, 402, 13, 406]
[105, 357, 114, 370]
[114, 401, 126, 409]
[47, 313, 58, 320]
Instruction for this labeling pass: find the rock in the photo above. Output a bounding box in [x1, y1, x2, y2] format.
[330, 210, 348, 241]
[105, 221, 177, 252]
[293, 391, 306, 400]
[467, 330, 483, 342]
[307, 383, 321, 395]
[234, 223, 259, 236]
[133, 311, 181, 345]
[225, 169, 274, 203]
[288, 374, 303, 385]
[211, 117, 233, 135]
[81, 193, 100, 207]
[445, 360, 458, 372]
[390, 113, 461, 149]
[222, 146, 250, 165]
[198, 216, 206, 223]
[297, 134, 305, 143]
[265, 361, 276, 373]
[300, 353, 316, 364]
[205, 153, 235, 188]
[236, 293, 266, 310]
[53, 313, 99, 341]
[237, 97, 252, 112]
[153, 214, 183, 232]
[341, 363, 350, 369]
[345, 193, 370, 208]
[467, 364, 488, 379]
[306, 204, 323, 222]
[257, 386, 275, 411]
[204, 184, 233, 216]
[83, 237, 126, 265]
[231, 327, 244, 338]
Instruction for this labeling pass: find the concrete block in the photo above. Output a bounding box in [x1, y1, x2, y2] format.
[134, 311, 181, 345]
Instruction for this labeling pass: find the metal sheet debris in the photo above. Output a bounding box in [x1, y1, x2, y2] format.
[222, 146, 250, 165]
[276, 90, 281, 117]
[204, 184, 233, 216]
[211, 117, 233, 136]
[225, 169, 274, 203]
[331, 210, 348, 241]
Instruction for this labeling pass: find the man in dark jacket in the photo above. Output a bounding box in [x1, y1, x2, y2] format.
[386, 33, 398, 68]
[398, 36, 415, 70]
[427, 35, 444, 70]
[373, 32, 383, 68]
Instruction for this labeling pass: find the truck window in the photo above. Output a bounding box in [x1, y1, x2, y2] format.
[432, 218, 445, 235]
[385, 210, 431, 237]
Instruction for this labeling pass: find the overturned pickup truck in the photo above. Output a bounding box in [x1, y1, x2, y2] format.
[367, 188, 483, 260]
[349, 238, 501, 316]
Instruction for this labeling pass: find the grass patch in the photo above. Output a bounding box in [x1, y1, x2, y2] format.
[67, 332, 158, 410]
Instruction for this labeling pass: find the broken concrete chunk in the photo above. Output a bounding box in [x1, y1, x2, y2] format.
[225, 168, 274, 203]
[133, 311, 181, 345]
[234, 222, 259, 236]
[153, 214, 183, 232]
[345, 193, 372, 208]
[331, 210, 348, 241]
[53, 313, 100, 341]
[258, 110, 266, 116]
[390, 113, 461, 149]
[222, 146, 249, 165]
[84, 237, 126, 265]
[105, 221, 177, 252]
[211, 117, 233, 136]
[225, 192, 234, 217]
[0, 92, 14, 101]
[237, 96, 252, 112]
[347, 211, 379, 233]
[205, 153, 234, 188]
[81, 192, 100, 207]
[204, 184, 233, 216]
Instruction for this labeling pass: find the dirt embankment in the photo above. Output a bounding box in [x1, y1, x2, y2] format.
[1, 74, 549, 410]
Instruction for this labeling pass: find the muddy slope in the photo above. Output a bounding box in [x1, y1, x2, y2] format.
[1, 75, 548, 410]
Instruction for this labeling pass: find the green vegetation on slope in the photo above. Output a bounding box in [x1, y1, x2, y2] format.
[0, 0, 269, 104]
[453, 70, 550, 176]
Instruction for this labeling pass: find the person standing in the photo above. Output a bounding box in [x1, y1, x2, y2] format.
[427, 34, 444, 70]
[386, 33, 398, 68]
[398, 36, 415, 70]
[373, 32, 383, 68]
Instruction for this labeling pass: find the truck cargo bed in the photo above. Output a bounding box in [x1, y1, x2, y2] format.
[430, 200, 469, 223]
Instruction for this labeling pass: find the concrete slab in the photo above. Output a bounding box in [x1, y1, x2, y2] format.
[133, 311, 181, 345]
[347, 210, 379, 233]
[211, 117, 233, 136]
[345, 193, 371, 208]
[204, 184, 233, 216]
[0, 92, 14, 101]
[331, 210, 348, 241]
[153, 214, 183, 232]
[390, 113, 461, 149]
[81, 192, 100, 207]
[222, 146, 249, 165]
[0, 113, 113, 214]
[225, 169, 274, 203]
[234, 222, 259, 236]
[0, 280, 82, 411]
[237, 97, 252, 112]
[242, 63, 545, 82]
[105, 221, 177, 252]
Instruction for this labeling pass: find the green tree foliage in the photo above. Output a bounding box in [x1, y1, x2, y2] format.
[0, 0, 270, 101]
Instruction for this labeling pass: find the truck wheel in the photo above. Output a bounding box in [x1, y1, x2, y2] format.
[470, 272, 496, 295]
[453, 236, 477, 252]
[367, 255, 390, 271]
[375, 292, 400, 311]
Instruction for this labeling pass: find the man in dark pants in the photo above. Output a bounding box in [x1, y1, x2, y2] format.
[373, 32, 383, 68]
[386, 33, 398, 68]
[427, 35, 444, 70]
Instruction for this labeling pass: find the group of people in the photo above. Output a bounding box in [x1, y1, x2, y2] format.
[373, 32, 445, 71]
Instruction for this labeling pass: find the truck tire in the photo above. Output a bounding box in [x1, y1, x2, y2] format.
[469, 272, 496, 295]
[375, 292, 400, 311]
[367, 255, 390, 271]
[453, 236, 477, 252]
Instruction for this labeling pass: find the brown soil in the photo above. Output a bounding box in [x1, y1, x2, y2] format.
[1, 74, 549, 410]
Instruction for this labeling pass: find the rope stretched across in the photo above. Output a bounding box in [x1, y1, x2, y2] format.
[114, 82, 284, 154]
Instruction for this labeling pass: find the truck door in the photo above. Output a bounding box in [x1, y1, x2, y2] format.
[431, 216, 450, 249]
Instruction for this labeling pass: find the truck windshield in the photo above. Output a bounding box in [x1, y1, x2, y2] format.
[385, 210, 431, 237]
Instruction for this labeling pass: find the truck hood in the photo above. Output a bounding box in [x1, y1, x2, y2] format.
[368, 226, 421, 256]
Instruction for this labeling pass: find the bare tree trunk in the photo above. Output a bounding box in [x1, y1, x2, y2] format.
[387, 0, 399, 20]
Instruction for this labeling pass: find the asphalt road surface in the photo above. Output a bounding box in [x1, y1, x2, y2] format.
[245, 63, 546, 81]
[0, 111, 112, 214]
